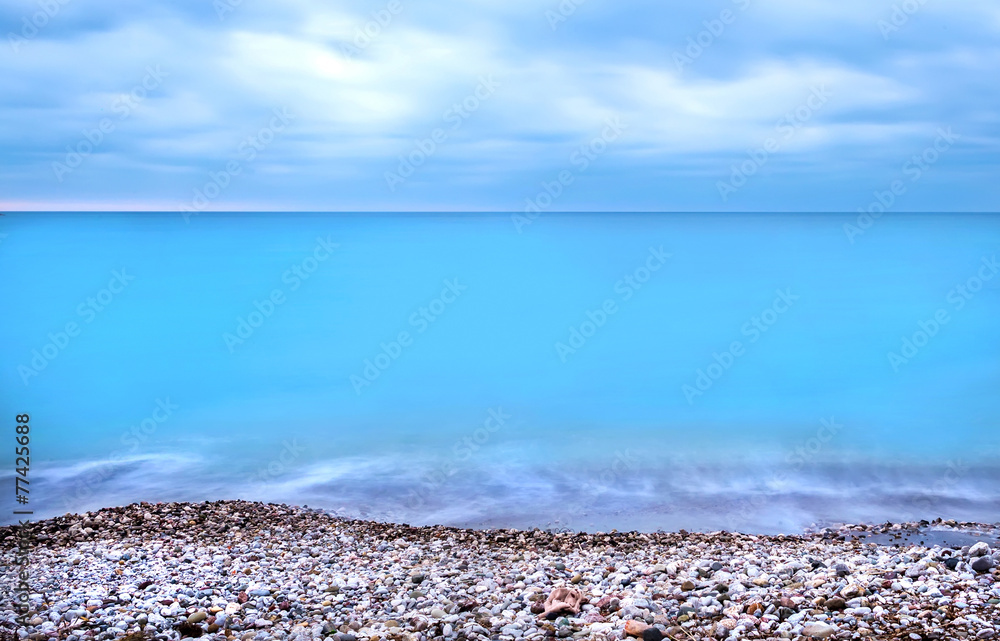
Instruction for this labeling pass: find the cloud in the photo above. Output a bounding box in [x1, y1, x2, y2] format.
[0, 0, 997, 210]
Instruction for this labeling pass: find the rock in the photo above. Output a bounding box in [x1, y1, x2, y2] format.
[802, 622, 838, 638]
[176, 622, 204, 638]
[841, 584, 862, 599]
[624, 620, 649, 637]
[969, 542, 990, 557]
[9, 500, 1000, 641]
[642, 628, 664, 641]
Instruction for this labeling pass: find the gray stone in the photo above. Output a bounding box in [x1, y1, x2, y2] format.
[802, 622, 838, 638]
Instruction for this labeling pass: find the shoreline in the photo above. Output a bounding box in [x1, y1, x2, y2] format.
[2, 500, 998, 641]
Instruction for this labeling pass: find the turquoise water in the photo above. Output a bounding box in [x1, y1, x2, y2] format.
[1, 213, 998, 532]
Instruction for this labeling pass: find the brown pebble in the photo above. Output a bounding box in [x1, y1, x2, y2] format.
[625, 620, 649, 637]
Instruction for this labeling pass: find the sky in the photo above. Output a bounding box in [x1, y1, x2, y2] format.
[1, 0, 999, 211]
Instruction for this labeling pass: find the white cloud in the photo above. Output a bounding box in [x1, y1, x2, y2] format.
[0, 0, 996, 209]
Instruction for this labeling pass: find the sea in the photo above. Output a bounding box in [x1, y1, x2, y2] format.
[1, 212, 997, 533]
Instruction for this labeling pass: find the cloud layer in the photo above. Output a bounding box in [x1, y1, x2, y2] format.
[2, 0, 998, 210]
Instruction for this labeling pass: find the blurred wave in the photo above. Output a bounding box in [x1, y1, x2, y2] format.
[4, 450, 998, 534]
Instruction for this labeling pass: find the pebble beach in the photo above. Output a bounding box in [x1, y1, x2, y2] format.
[2, 501, 999, 641]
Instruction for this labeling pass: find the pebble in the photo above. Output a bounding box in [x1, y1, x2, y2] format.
[2, 501, 998, 641]
[624, 620, 649, 636]
[802, 622, 838, 638]
[642, 627, 664, 641]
